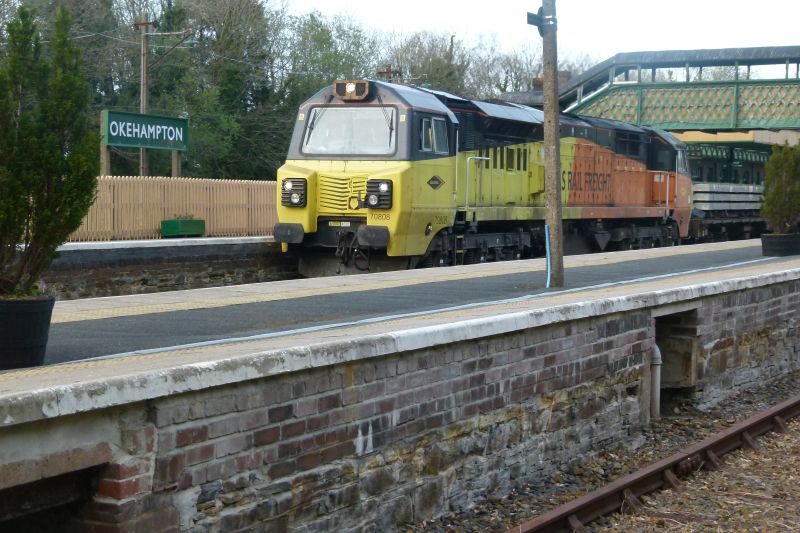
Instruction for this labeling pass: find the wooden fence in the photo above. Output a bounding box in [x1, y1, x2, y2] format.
[68, 176, 277, 241]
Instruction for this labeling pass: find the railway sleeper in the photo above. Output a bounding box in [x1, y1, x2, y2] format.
[510, 392, 800, 533]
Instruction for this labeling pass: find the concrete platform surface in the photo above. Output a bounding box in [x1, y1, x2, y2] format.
[1, 240, 798, 428]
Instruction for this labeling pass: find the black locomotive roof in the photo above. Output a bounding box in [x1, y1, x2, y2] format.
[416, 86, 543, 126]
[576, 115, 647, 134]
[381, 81, 459, 123]
[471, 100, 544, 125]
[304, 80, 459, 123]
[642, 127, 686, 149]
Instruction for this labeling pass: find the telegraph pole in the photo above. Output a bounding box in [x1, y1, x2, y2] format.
[528, 0, 564, 287]
[134, 14, 155, 176]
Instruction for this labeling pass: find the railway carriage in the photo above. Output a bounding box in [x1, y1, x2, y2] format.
[274, 80, 693, 276]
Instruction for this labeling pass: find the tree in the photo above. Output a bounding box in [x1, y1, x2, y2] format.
[762, 143, 800, 233]
[0, 0, 16, 31]
[380, 31, 470, 94]
[0, 6, 99, 295]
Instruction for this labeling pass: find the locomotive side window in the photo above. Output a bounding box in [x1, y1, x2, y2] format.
[432, 118, 448, 154]
[421, 118, 433, 151]
[676, 149, 689, 175]
[652, 145, 675, 172]
[421, 117, 449, 154]
[616, 132, 643, 159]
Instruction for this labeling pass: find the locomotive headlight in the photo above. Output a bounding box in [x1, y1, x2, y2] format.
[281, 178, 306, 207]
[365, 179, 392, 209]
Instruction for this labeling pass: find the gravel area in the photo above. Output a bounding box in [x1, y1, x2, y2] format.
[408, 370, 800, 532]
[597, 417, 800, 532]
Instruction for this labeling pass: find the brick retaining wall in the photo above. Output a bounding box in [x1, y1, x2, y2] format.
[43, 239, 298, 299]
[0, 275, 797, 531]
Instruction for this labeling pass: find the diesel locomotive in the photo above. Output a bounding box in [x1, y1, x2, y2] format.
[274, 79, 693, 276]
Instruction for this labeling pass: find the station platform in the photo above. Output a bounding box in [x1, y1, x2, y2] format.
[2, 239, 798, 401]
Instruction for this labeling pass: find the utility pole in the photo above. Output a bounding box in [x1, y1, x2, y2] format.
[528, 0, 564, 287]
[134, 14, 155, 176]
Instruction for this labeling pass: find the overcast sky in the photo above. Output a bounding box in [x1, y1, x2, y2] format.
[286, 0, 800, 63]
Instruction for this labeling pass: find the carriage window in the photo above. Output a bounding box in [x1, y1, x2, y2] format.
[493, 147, 498, 169]
[507, 148, 515, 170]
[522, 148, 527, 170]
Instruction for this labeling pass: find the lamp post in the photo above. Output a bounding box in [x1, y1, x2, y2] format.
[528, 0, 564, 287]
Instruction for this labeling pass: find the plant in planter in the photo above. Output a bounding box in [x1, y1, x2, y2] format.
[761, 143, 800, 257]
[0, 7, 99, 369]
[161, 213, 206, 238]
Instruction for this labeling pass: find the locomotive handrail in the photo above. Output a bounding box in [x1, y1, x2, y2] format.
[465, 156, 490, 209]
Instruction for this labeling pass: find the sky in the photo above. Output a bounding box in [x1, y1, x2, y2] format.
[286, 0, 800, 63]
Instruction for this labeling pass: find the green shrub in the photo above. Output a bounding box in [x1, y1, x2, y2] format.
[0, 7, 99, 296]
[762, 143, 800, 234]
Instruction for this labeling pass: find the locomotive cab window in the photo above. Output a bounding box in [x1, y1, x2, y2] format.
[421, 117, 449, 155]
[303, 106, 397, 156]
[676, 149, 689, 175]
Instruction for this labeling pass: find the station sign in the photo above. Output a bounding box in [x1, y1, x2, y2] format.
[102, 110, 188, 152]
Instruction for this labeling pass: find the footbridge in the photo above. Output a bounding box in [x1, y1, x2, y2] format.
[561, 46, 800, 131]
[559, 46, 800, 239]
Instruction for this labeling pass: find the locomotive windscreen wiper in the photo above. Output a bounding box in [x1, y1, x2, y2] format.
[305, 95, 333, 145]
[376, 94, 394, 144]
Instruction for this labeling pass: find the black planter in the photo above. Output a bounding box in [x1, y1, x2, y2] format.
[761, 233, 800, 257]
[0, 296, 55, 370]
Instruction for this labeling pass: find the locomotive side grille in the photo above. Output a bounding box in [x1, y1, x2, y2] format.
[318, 175, 367, 212]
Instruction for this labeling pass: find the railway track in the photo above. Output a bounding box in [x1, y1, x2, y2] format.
[507, 393, 800, 533]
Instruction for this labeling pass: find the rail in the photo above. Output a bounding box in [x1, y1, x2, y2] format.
[507, 392, 800, 532]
